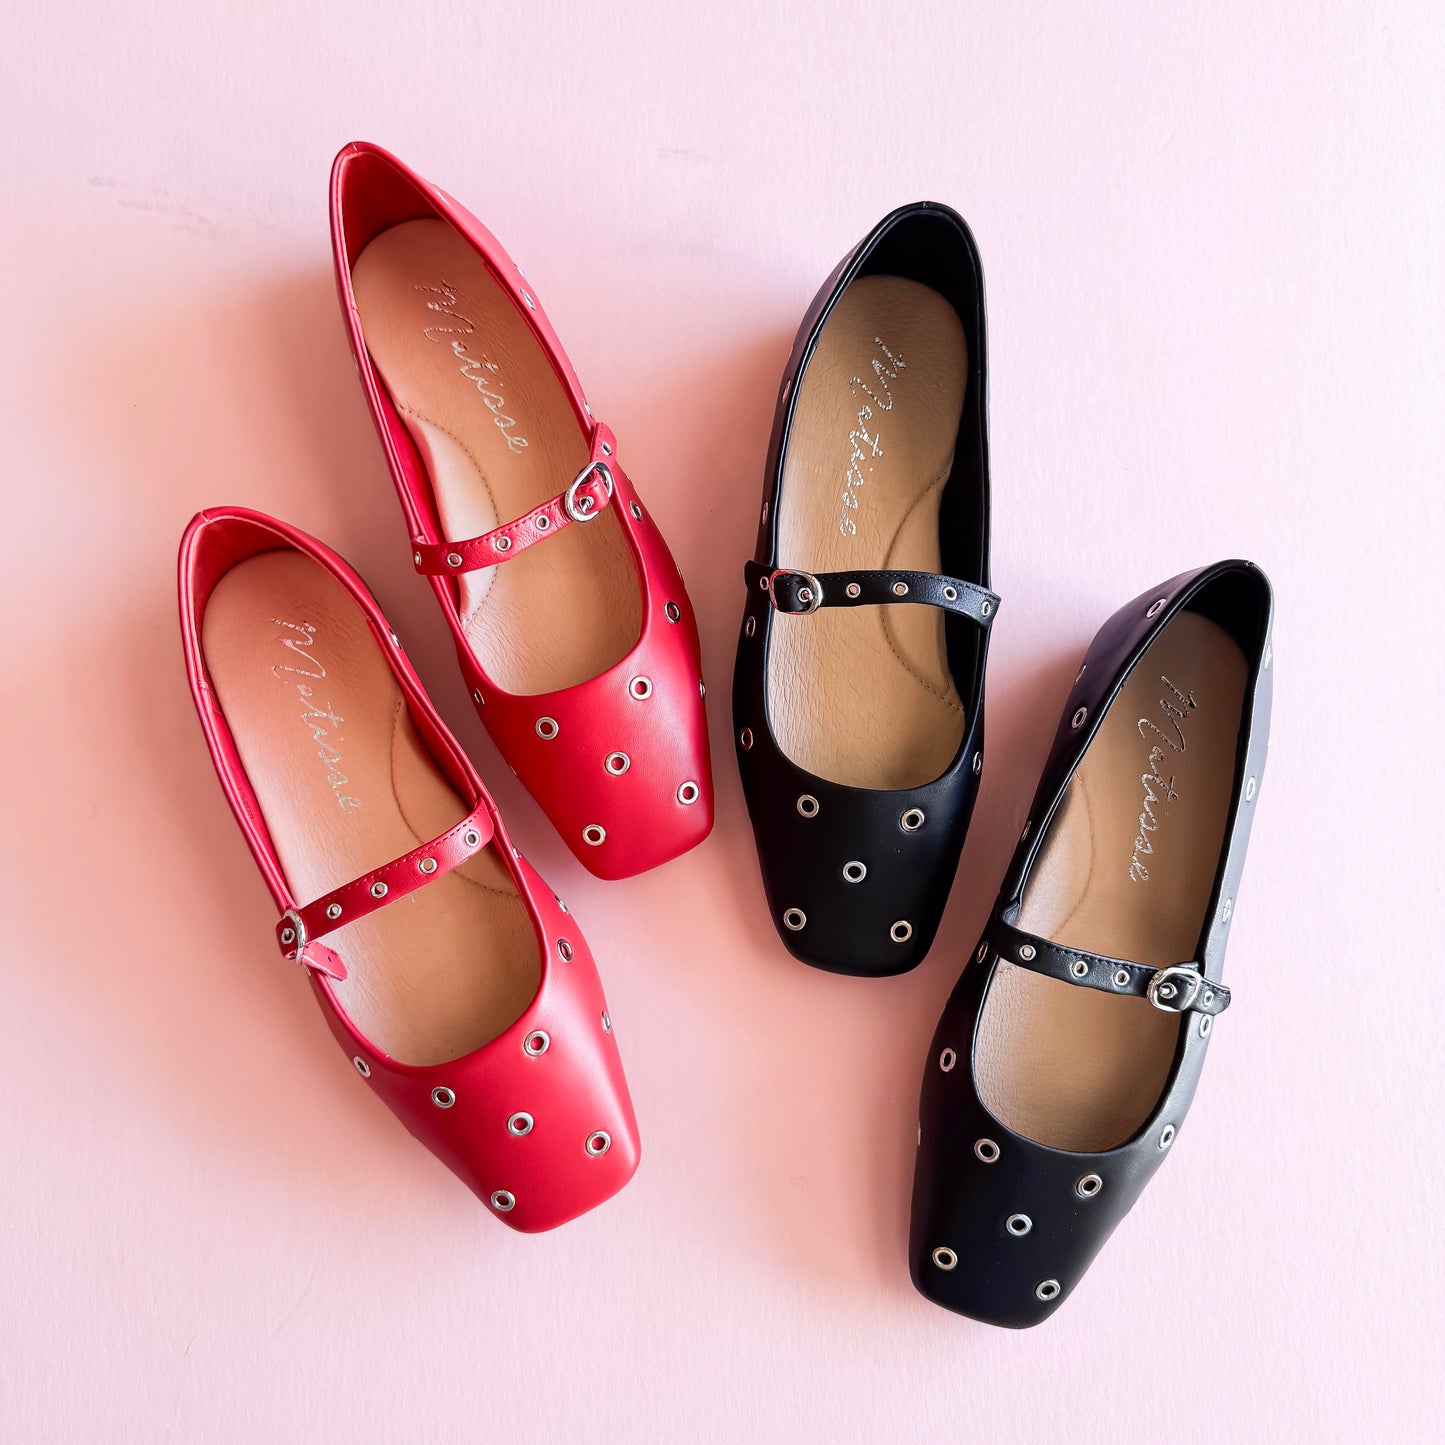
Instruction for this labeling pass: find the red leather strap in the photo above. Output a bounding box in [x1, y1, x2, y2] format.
[276, 802, 495, 969]
[413, 461, 614, 577]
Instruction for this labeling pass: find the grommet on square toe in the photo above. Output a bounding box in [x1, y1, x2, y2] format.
[733, 203, 997, 974]
[911, 561, 1273, 1324]
[331, 142, 712, 880]
[179, 508, 639, 1232]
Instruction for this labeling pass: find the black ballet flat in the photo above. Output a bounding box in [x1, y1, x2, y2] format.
[731, 202, 996, 976]
[910, 560, 1272, 1326]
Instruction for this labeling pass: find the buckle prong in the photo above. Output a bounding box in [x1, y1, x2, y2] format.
[565, 461, 614, 523]
[766, 568, 824, 614]
[1147, 964, 1203, 1013]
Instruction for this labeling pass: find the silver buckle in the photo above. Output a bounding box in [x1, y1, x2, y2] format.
[278, 908, 307, 963]
[564, 461, 614, 523]
[767, 568, 823, 614]
[1146, 965, 1203, 1013]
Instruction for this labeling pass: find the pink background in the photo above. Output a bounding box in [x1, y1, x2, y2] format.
[3, 3, 1442, 1440]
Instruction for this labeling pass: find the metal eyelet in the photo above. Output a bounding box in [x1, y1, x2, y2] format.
[1071, 707, 1088, 729]
[629, 676, 653, 700]
[1198, 1015, 1212, 1037]
[699, 681, 706, 699]
[1264, 643, 1272, 669]
[1113, 968, 1131, 988]
[900, 808, 925, 832]
[1220, 897, 1233, 924]
[890, 920, 913, 943]
[846, 582, 861, 598]
[1070, 959, 1088, 978]
[536, 716, 560, 740]
[326, 903, 343, 920]
[582, 824, 606, 846]
[1159, 1124, 1176, 1149]
[1006, 1214, 1032, 1237]
[601, 1011, 611, 1034]
[534, 514, 550, 531]
[1017, 944, 1036, 961]
[413, 551, 423, 565]
[507, 1112, 534, 1136]
[490, 1189, 516, 1212]
[1245, 776, 1257, 801]
[600, 441, 613, 457]
[463, 830, 481, 849]
[974, 1138, 1000, 1164]
[972, 752, 982, 774]
[521, 291, 536, 310]
[745, 616, 757, 638]
[418, 858, 437, 874]
[665, 601, 681, 623]
[939, 1048, 956, 1073]
[943, 585, 958, 601]
[677, 781, 700, 805]
[796, 794, 820, 818]
[782, 908, 806, 932]
[1076, 1173, 1103, 1199]
[1075, 663, 1087, 683]
[1020, 821, 1031, 841]
[842, 861, 867, 883]
[557, 939, 573, 962]
[605, 752, 630, 775]
[975, 942, 989, 963]
[446, 552, 463, 568]
[431, 1086, 456, 1108]
[932, 1247, 958, 1271]
[523, 1031, 550, 1056]
[472, 688, 485, 706]
[980, 600, 993, 617]
[370, 881, 388, 899]
[739, 728, 754, 750]
[353, 1056, 371, 1077]
[1146, 598, 1167, 618]
[1203, 987, 1216, 1006]
[585, 1131, 611, 1156]
[495, 536, 512, 552]
[892, 581, 909, 596]
[630, 501, 643, 520]
[1036, 1279, 1062, 1302]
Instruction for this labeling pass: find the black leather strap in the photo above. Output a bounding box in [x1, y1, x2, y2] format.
[987, 917, 1230, 1016]
[744, 561, 999, 627]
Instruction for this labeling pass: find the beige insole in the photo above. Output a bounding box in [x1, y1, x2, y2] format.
[202, 551, 539, 1065]
[976, 611, 1248, 1151]
[769, 275, 967, 789]
[349, 219, 639, 695]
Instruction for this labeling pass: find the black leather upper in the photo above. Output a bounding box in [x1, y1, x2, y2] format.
[910, 560, 1273, 1326]
[731, 202, 995, 976]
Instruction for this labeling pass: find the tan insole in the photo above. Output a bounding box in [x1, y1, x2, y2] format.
[202, 551, 539, 1065]
[769, 275, 967, 789]
[349, 219, 640, 695]
[976, 611, 1248, 1151]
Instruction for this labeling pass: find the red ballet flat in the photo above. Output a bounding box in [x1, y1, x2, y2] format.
[178, 507, 639, 1231]
[330, 141, 713, 880]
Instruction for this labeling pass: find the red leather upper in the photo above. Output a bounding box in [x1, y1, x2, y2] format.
[330, 141, 714, 880]
[178, 508, 640, 1232]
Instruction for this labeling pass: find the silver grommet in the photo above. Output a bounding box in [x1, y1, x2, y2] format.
[677, 781, 700, 805]
[745, 616, 757, 638]
[846, 582, 861, 598]
[1113, 968, 1131, 988]
[932, 1247, 958, 1271]
[1245, 776, 1257, 801]
[739, 728, 753, 750]
[972, 751, 982, 774]
[1018, 944, 1036, 961]
[444, 551, 464, 569]
[1036, 1279, 1062, 1302]
[353, 1056, 370, 1077]
[1159, 1124, 1176, 1149]
[1146, 598, 1167, 618]
[1199, 1015, 1212, 1037]
[605, 752, 630, 775]
[582, 824, 606, 846]
[900, 808, 925, 832]
[842, 860, 867, 883]
[1220, 898, 1233, 924]
[507, 1112, 534, 1136]
[1021, 821, 1032, 841]
[975, 943, 988, 963]
[1070, 959, 1088, 978]
[495, 536, 512, 552]
[557, 939, 573, 962]
[490, 1190, 515, 1212]
[369, 881, 388, 899]
[536, 716, 559, 739]
[665, 601, 681, 623]
[630, 501, 642, 520]
[974, 1138, 1000, 1164]
[1203, 988, 1216, 1006]
[890, 920, 913, 943]
[760, 501, 770, 523]
[524, 1030, 550, 1056]
[782, 908, 806, 932]
[1071, 707, 1088, 729]
[418, 858, 437, 874]
[980, 600, 993, 617]
[431, 1086, 456, 1108]
[1075, 663, 1087, 683]
[600, 441, 613, 457]
[1006, 1214, 1033, 1237]
[585, 1130, 611, 1156]
[796, 794, 820, 818]
[1264, 643, 1272, 669]
[472, 688, 484, 706]
[939, 1048, 956, 1073]
[326, 903, 343, 920]
[521, 291, 536, 310]
[892, 581, 909, 596]
[629, 676, 653, 699]
[463, 829, 480, 848]
[601, 1011, 611, 1034]
[534, 514, 550, 531]
[699, 681, 706, 699]
[279, 926, 296, 946]
[943, 585, 958, 601]
[1076, 1173, 1103, 1198]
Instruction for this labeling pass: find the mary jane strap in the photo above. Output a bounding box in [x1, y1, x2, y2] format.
[744, 561, 999, 627]
[413, 457, 614, 577]
[986, 917, 1231, 1016]
[276, 802, 495, 971]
